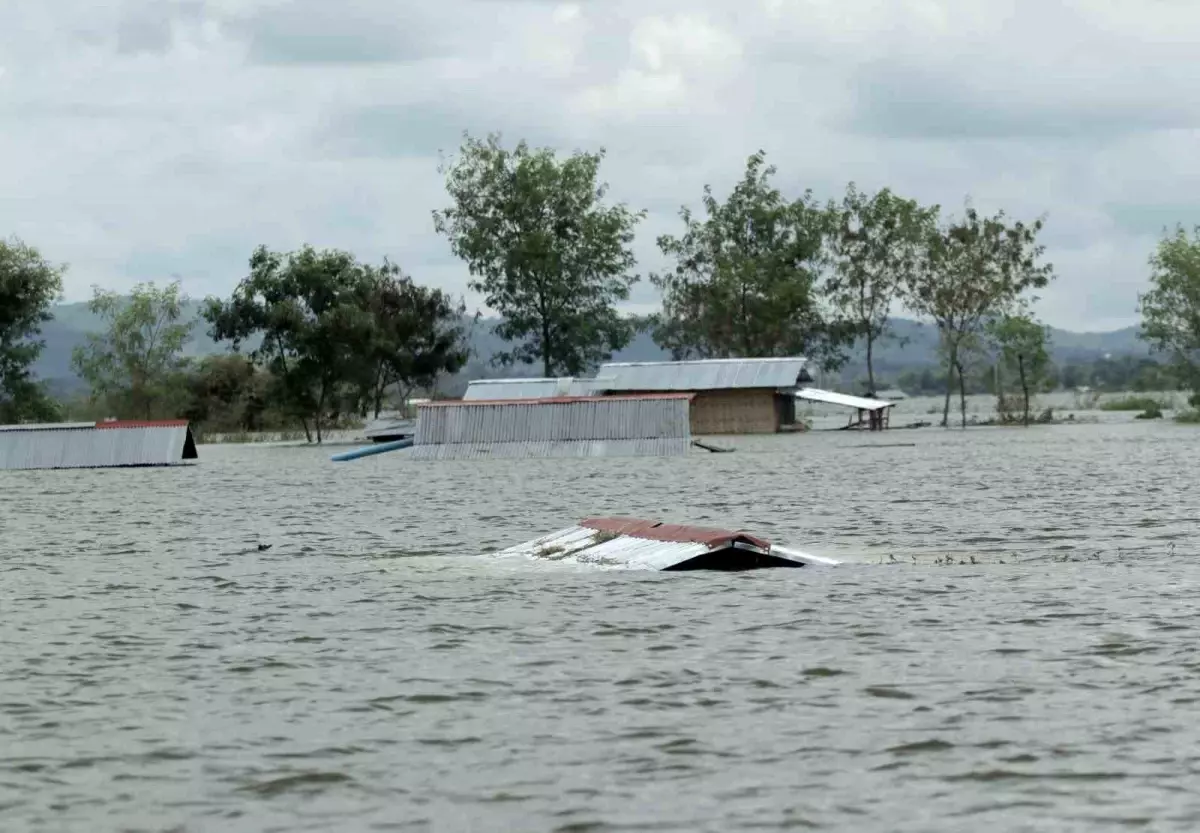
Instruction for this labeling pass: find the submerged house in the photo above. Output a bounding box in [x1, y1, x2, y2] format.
[0, 420, 198, 471]
[407, 394, 693, 460]
[594, 358, 813, 435]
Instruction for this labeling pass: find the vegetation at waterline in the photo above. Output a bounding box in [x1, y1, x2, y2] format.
[0, 237, 65, 423]
[4, 131, 1200, 436]
[1100, 395, 1169, 412]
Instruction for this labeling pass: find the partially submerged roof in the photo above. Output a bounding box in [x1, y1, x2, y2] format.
[795, 388, 896, 412]
[596, 357, 812, 392]
[463, 377, 607, 400]
[492, 516, 838, 571]
[409, 395, 693, 460]
[0, 420, 198, 471]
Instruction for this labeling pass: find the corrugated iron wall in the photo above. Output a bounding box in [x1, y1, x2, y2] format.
[0, 424, 195, 471]
[411, 397, 692, 459]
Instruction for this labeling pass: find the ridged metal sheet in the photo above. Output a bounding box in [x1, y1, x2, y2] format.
[415, 397, 692, 446]
[795, 388, 895, 411]
[463, 377, 600, 400]
[597, 357, 810, 392]
[0, 424, 194, 471]
[406, 437, 691, 460]
[492, 524, 712, 570]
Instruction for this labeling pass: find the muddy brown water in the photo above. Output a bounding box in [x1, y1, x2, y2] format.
[3, 420, 1199, 832]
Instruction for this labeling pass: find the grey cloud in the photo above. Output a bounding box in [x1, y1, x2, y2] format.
[226, 0, 453, 65]
[845, 63, 1199, 140]
[3, 0, 1200, 330]
[1107, 204, 1200, 238]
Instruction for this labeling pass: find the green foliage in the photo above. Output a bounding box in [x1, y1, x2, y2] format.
[905, 203, 1055, 427]
[651, 151, 851, 368]
[433, 132, 644, 377]
[825, 183, 936, 391]
[988, 313, 1051, 426]
[1100, 395, 1169, 412]
[354, 263, 473, 418]
[1175, 409, 1200, 424]
[71, 281, 193, 419]
[203, 245, 379, 443]
[0, 236, 66, 422]
[203, 245, 469, 442]
[1135, 405, 1164, 420]
[1138, 225, 1200, 395]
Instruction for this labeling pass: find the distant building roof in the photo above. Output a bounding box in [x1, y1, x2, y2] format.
[794, 388, 896, 412]
[875, 388, 908, 401]
[463, 377, 605, 400]
[0, 420, 198, 471]
[596, 357, 811, 392]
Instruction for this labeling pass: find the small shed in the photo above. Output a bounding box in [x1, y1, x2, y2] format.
[795, 388, 896, 431]
[594, 358, 812, 435]
[407, 394, 693, 460]
[0, 420, 199, 471]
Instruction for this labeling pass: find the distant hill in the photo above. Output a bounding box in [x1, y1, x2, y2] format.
[29, 299, 1149, 395]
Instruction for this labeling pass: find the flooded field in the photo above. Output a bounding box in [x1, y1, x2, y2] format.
[3, 416, 1200, 831]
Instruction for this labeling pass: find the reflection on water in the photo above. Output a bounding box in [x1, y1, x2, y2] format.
[2, 418, 1199, 831]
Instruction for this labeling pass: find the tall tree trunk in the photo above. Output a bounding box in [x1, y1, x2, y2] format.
[300, 417, 312, 443]
[941, 343, 957, 428]
[866, 333, 875, 394]
[956, 359, 968, 428]
[1019, 355, 1030, 427]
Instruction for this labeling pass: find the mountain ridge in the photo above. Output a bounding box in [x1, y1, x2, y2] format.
[29, 300, 1149, 394]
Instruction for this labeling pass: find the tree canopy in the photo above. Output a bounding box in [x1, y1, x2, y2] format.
[0, 236, 65, 422]
[433, 132, 645, 377]
[651, 151, 851, 367]
[71, 281, 193, 420]
[1138, 225, 1200, 403]
[825, 183, 936, 392]
[905, 204, 1054, 426]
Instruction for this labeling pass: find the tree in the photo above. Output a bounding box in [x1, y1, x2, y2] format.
[71, 281, 194, 419]
[651, 151, 852, 366]
[178, 354, 273, 434]
[905, 203, 1054, 427]
[0, 237, 65, 422]
[1138, 225, 1200, 404]
[989, 313, 1051, 426]
[356, 264, 473, 418]
[433, 132, 644, 377]
[825, 184, 937, 393]
[203, 245, 377, 443]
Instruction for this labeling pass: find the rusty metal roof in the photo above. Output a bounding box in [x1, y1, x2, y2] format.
[596, 357, 811, 392]
[491, 516, 833, 570]
[411, 395, 692, 459]
[0, 421, 198, 471]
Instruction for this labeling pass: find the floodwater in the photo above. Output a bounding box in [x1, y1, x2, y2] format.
[3, 417, 1200, 832]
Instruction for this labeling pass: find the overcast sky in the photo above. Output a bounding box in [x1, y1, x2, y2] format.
[2, 0, 1198, 332]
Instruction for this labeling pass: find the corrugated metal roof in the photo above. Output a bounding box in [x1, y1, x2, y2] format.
[0, 421, 198, 471]
[795, 388, 896, 411]
[463, 377, 604, 400]
[596, 357, 811, 392]
[493, 523, 715, 570]
[490, 517, 836, 570]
